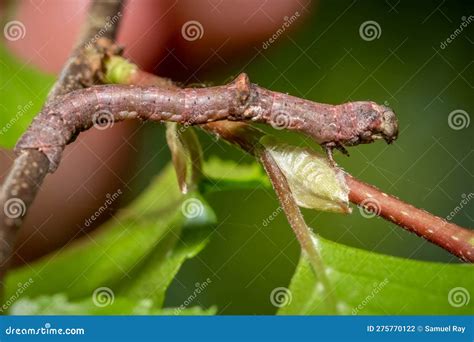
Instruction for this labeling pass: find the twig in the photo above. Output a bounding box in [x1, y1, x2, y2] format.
[0, 0, 124, 284]
[0, 150, 49, 279]
[345, 176, 474, 262]
[47, 0, 124, 101]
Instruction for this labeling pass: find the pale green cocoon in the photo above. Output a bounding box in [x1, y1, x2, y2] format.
[261, 137, 350, 213]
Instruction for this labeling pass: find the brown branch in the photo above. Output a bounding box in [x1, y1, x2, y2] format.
[76, 0, 123, 44]
[345, 176, 474, 262]
[113, 68, 474, 262]
[47, 1, 124, 101]
[0, 150, 49, 280]
[0, 0, 124, 285]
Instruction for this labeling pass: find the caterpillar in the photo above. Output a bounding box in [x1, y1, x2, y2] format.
[16, 73, 398, 172]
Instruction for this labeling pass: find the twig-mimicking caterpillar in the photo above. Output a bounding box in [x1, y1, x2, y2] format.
[16, 73, 398, 172]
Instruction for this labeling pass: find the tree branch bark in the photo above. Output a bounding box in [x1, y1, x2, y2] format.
[0, 0, 124, 286]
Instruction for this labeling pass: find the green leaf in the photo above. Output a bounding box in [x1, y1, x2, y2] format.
[199, 156, 270, 193]
[4, 157, 265, 315]
[278, 236, 474, 315]
[9, 294, 216, 315]
[0, 44, 55, 148]
[5, 165, 215, 310]
[118, 194, 216, 307]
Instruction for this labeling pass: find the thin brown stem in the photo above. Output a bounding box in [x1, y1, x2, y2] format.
[77, 0, 123, 44]
[47, 1, 124, 101]
[259, 150, 337, 312]
[0, 150, 49, 281]
[0, 0, 124, 286]
[345, 175, 474, 262]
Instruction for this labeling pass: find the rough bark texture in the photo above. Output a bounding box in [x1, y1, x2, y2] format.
[47, 38, 122, 102]
[0, 150, 49, 280]
[47, 0, 124, 101]
[0, 0, 124, 287]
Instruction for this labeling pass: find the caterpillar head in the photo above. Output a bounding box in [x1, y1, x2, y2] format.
[354, 102, 399, 145]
